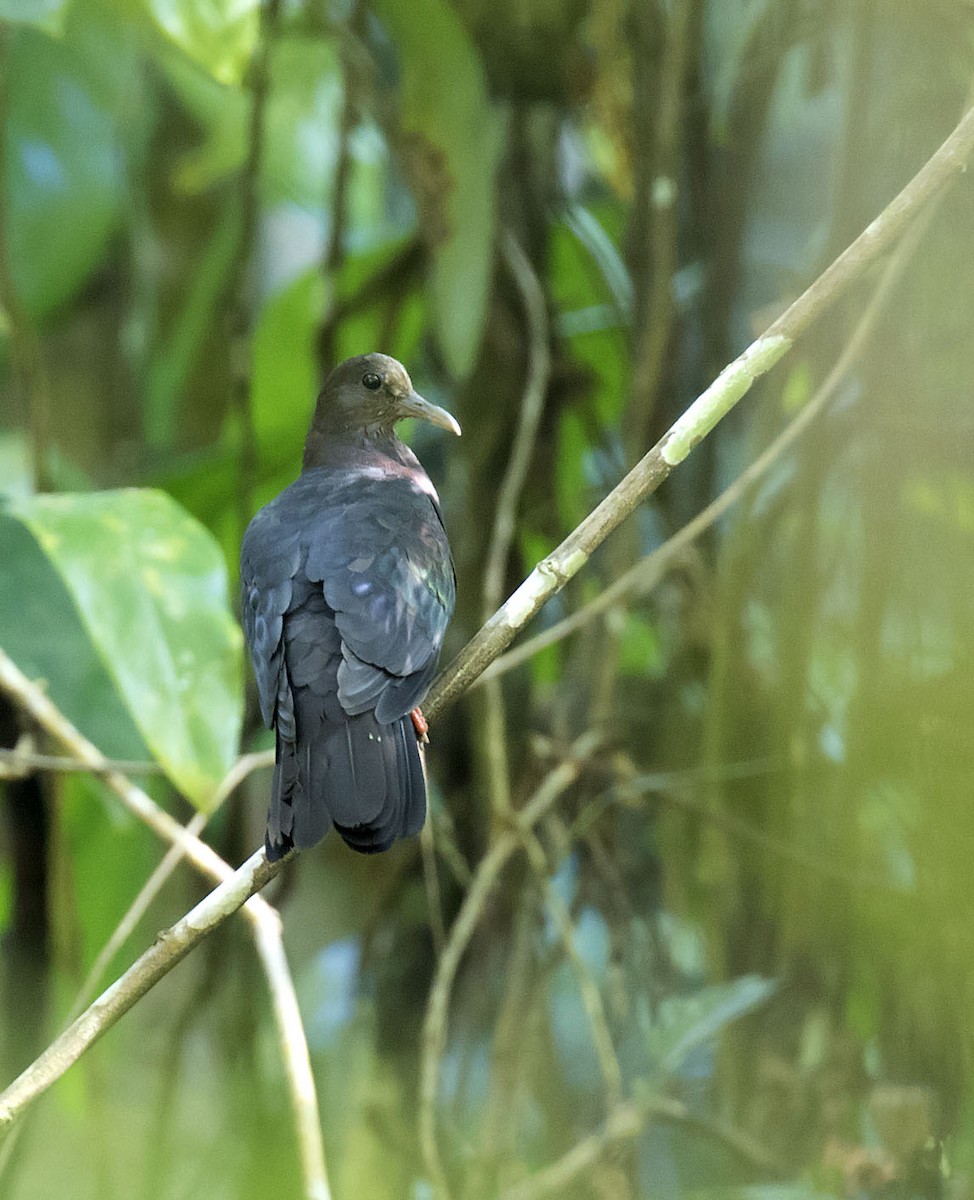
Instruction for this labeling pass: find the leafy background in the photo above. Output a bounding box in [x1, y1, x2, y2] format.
[1, 0, 974, 1197]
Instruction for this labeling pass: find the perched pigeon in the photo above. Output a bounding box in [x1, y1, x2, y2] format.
[241, 353, 460, 860]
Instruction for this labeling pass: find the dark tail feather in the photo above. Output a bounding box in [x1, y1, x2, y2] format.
[265, 706, 427, 860]
[332, 712, 426, 853]
[265, 727, 329, 860]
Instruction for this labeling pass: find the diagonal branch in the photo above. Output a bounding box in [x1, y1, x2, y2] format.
[425, 100, 974, 722]
[419, 734, 601, 1200]
[0, 848, 278, 1131]
[2, 97, 974, 1178]
[476, 229, 551, 820]
[0, 652, 329, 1199]
[477, 192, 941, 683]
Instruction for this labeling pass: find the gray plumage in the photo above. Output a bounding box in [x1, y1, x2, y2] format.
[240, 354, 458, 859]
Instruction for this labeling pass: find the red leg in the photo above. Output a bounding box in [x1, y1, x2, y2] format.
[410, 707, 429, 744]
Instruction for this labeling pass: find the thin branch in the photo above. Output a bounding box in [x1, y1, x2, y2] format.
[419, 734, 600, 1200]
[501, 1099, 644, 1200]
[68, 751, 273, 1019]
[251, 912, 332, 1200]
[476, 230, 551, 820]
[626, 773, 893, 891]
[479, 193, 939, 683]
[499, 1091, 784, 1200]
[0, 648, 273, 914]
[482, 231, 551, 617]
[0, 745, 166, 778]
[421, 819, 447, 957]
[69, 810, 208, 1021]
[0, 652, 329, 1199]
[317, 20, 357, 374]
[478, 888, 538, 1180]
[0, 848, 279, 1132]
[425, 100, 974, 722]
[519, 825, 622, 1106]
[323, 237, 423, 331]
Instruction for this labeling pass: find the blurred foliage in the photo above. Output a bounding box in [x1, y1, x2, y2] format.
[1, 0, 974, 1198]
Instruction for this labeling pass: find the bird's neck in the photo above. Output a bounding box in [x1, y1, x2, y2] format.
[302, 424, 410, 473]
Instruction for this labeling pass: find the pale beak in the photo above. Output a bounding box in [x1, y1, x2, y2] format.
[399, 389, 462, 436]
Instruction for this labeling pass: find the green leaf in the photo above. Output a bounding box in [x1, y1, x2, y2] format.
[645, 975, 777, 1078]
[143, 0, 260, 85]
[0, 514, 149, 762]
[4, 18, 136, 317]
[372, 0, 505, 377]
[4, 489, 243, 807]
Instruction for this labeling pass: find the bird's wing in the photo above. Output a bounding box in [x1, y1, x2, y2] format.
[240, 499, 304, 731]
[303, 470, 455, 722]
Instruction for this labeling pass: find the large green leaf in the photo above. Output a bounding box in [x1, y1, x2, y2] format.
[3, 14, 137, 317]
[0, 514, 148, 763]
[3, 489, 243, 807]
[372, 0, 505, 378]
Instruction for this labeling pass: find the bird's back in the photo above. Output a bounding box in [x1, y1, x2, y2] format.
[241, 441, 454, 858]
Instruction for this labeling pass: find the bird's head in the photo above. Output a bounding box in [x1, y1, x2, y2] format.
[309, 353, 461, 445]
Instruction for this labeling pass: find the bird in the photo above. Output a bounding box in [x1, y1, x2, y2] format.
[240, 353, 460, 860]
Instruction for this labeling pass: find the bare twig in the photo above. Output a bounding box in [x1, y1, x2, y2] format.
[420, 734, 600, 1200]
[479, 193, 939, 683]
[478, 889, 538, 1183]
[519, 826, 622, 1105]
[625, 773, 893, 891]
[421, 819, 447, 957]
[317, 20, 357, 374]
[0, 648, 272, 913]
[251, 912, 332, 1200]
[425, 100, 974, 722]
[482, 231, 551, 616]
[1, 98, 970, 1186]
[0, 744, 166, 778]
[0, 848, 279, 1133]
[501, 1099, 644, 1200]
[69, 810, 208, 1021]
[0, 652, 329, 1199]
[69, 751, 273, 1018]
[499, 1091, 784, 1200]
[476, 230, 551, 820]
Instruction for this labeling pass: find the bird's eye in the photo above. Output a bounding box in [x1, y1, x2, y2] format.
[362, 372, 382, 391]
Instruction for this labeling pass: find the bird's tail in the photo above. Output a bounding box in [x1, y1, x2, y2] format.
[265, 701, 426, 860]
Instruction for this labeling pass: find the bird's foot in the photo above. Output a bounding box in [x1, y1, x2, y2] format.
[410, 707, 430, 745]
